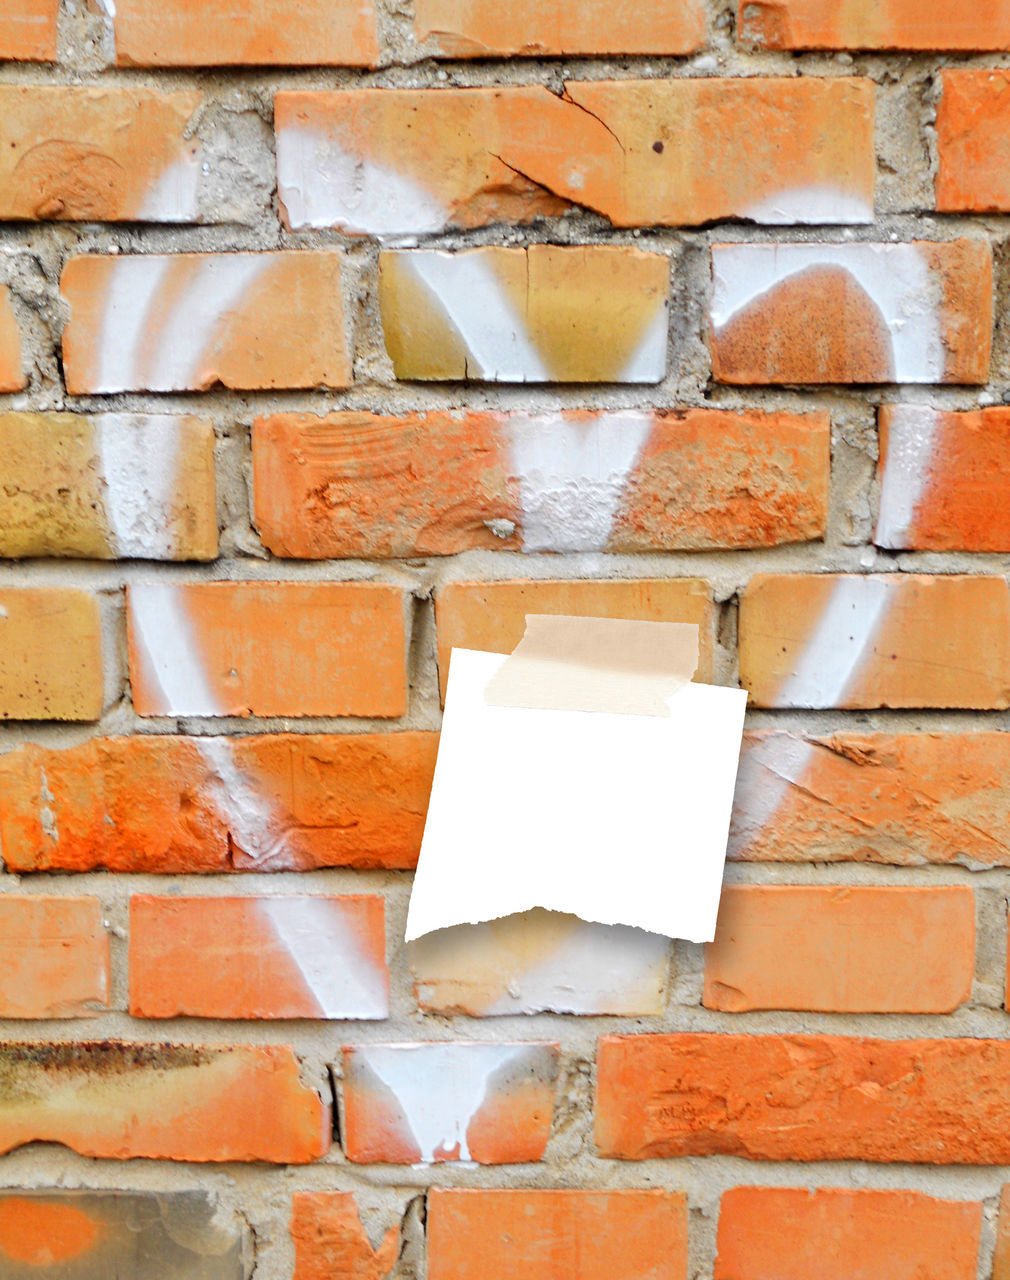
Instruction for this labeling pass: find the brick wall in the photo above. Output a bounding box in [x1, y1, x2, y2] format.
[2, 0, 1010, 1276]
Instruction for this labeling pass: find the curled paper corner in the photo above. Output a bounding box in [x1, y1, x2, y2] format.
[483, 614, 700, 716]
[405, 615, 747, 945]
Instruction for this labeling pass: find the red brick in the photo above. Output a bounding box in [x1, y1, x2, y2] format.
[0, 1192, 247, 1277]
[739, 574, 1010, 708]
[0, 87, 207, 221]
[436, 578, 714, 702]
[340, 1043, 558, 1164]
[113, 0, 378, 65]
[704, 886, 974, 1012]
[127, 582, 407, 718]
[415, 0, 705, 56]
[731, 732, 1010, 867]
[276, 81, 873, 232]
[427, 1189, 688, 1280]
[995, 1187, 1010, 1280]
[877, 406, 1010, 551]
[0, 1042, 329, 1163]
[0, 0, 57, 60]
[291, 1193, 399, 1280]
[711, 240, 992, 385]
[0, 897, 108, 1018]
[0, 285, 25, 391]
[937, 72, 1010, 212]
[596, 1033, 1010, 1163]
[0, 733, 436, 873]
[715, 1188, 981, 1280]
[739, 0, 1010, 49]
[61, 252, 350, 394]
[130, 895, 388, 1019]
[0, 588, 103, 721]
[253, 409, 827, 558]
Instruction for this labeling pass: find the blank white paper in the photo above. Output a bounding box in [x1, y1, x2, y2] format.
[404, 648, 748, 943]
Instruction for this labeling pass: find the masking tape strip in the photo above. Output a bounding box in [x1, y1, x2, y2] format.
[483, 615, 699, 717]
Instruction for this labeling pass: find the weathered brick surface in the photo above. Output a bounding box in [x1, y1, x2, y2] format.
[704, 886, 974, 1012]
[0, 1191, 249, 1279]
[730, 731, 1010, 867]
[0, 897, 108, 1018]
[996, 1187, 1010, 1280]
[937, 71, 1010, 212]
[0, 87, 207, 221]
[379, 246, 669, 382]
[0, 285, 25, 391]
[414, 0, 706, 56]
[0, 589, 103, 721]
[436, 578, 714, 701]
[253, 409, 828, 558]
[277, 81, 873, 232]
[291, 1193, 398, 1280]
[715, 1188, 982, 1280]
[427, 1189, 688, 1280]
[340, 1042, 558, 1164]
[130, 895, 388, 1019]
[112, 0, 379, 65]
[0, 732, 436, 872]
[0, 1043, 329, 1162]
[739, 574, 1010, 708]
[596, 1034, 1010, 1163]
[739, 0, 1010, 50]
[0, 0, 57, 60]
[61, 252, 350, 393]
[127, 582, 407, 718]
[0, 412, 216, 559]
[710, 240, 993, 384]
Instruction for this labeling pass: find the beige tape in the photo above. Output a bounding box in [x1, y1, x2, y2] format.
[483, 614, 699, 716]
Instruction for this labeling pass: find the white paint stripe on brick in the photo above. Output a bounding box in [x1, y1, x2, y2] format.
[96, 255, 172, 393]
[743, 184, 874, 226]
[258, 898, 388, 1019]
[128, 583, 225, 716]
[353, 1043, 527, 1162]
[278, 123, 447, 234]
[193, 737, 278, 861]
[619, 302, 668, 382]
[94, 415, 184, 559]
[875, 405, 942, 548]
[508, 411, 653, 552]
[711, 243, 944, 383]
[137, 157, 201, 223]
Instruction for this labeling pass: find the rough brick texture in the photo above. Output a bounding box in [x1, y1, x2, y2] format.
[0, 286, 25, 390]
[739, 0, 1010, 50]
[0, 897, 109, 1018]
[0, 0, 57, 60]
[0, 589, 103, 721]
[291, 1193, 398, 1280]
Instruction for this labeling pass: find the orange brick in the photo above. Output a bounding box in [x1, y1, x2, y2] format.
[0, 589, 103, 721]
[61, 252, 350, 394]
[379, 245, 668, 383]
[127, 582, 406, 718]
[340, 1042, 558, 1164]
[739, 574, 1010, 708]
[130, 895, 388, 1019]
[715, 1188, 981, 1280]
[596, 1033, 1010, 1163]
[711, 240, 992, 385]
[277, 81, 873, 232]
[877, 405, 1010, 550]
[427, 1189, 688, 1280]
[113, 0, 378, 66]
[0, 1042, 329, 1162]
[0, 87, 208, 221]
[0, 1192, 246, 1276]
[937, 72, 1010, 212]
[731, 731, 1010, 867]
[739, 0, 1010, 49]
[435, 578, 714, 702]
[0, 732, 436, 873]
[415, 0, 705, 56]
[0, 0, 57, 60]
[996, 1187, 1010, 1280]
[291, 1193, 399, 1280]
[704, 886, 974, 1012]
[0, 285, 25, 391]
[0, 897, 108, 1018]
[253, 410, 827, 558]
[0, 412, 216, 560]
